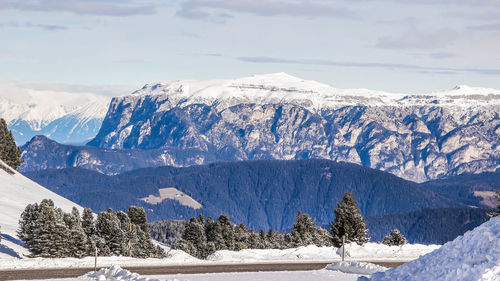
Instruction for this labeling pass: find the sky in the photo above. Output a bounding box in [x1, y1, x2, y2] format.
[1, 0, 500, 95]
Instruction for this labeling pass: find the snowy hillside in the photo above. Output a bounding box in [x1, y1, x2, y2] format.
[0, 159, 83, 238]
[87, 73, 500, 182]
[0, 86, 109, 144]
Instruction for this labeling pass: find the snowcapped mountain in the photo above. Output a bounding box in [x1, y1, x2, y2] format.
[0, 160, 83, 238]
[86, 73, 500, 182]
[0, 86, 109, 145]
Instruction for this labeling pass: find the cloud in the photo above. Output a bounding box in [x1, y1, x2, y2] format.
[376, 28, 458, 49]
[467, 22, 500, 31]
[429, 52, 456, 59]
[0, 0, 156, 17]
[177, 0, 355, 22]
[237, 56, 500, 75]
[0, 21, 67, 31]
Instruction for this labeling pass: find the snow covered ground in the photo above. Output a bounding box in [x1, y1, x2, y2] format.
[0, 243, 438, 270]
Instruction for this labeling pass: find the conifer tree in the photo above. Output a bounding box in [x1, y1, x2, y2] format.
[0, 118, 23, 169]
[64, 207, 88, 257]
[33, 199, 71, 257]
[18, 203, 40, 252]
[488, 190, 500, 218]
[95, 208, 126, 256]
[215, 214, 235, 250]
[176, 217, 207, 258]
[81, 208, 97, 256]
[330, 191, 369, 247]
[234, 223, 250, 250]
[291, 210, 317, 247]
[383, 229, 408, 246]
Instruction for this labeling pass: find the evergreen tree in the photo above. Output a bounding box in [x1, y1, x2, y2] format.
[488, 190, 500, 218]
[64, 207, 88, 257]
[330, 191, 369, 247]
[116, 211, 134, 256]
[95, 208, 126, 256]
[234, 223, 250, 250]
[316, 226, 332, 247]
[215, 214, 235, 250]
[291, 210, 317, 247]
[176, 217, 207, 258]
[81, 208, 97, 256]
[0, 118, 23, 169]
[33, 199, 71, 257]
[127, 206, 164, 258]
[18, 203, 40, 252]
[383, 229, 408, 246]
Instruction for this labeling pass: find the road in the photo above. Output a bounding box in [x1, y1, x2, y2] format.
[0, 261, 405, 280]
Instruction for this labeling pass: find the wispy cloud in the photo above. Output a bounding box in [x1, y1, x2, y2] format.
[0, 21, 67, 31]
[177, 0, 355, 22]
[237, 56, 500, 75]
[429, 52, 456, 59]
[0, 0, 156, 17]
[467, 22, 500, 31]
[376, 28, 457, 49]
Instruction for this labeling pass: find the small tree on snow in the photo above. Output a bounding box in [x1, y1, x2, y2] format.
[330, 191, 369, 247]
[488, 190, 500, 218]
[383, 229, 408, 246]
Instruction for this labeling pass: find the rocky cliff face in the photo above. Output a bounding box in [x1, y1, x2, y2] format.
[86, 73, 500, 182]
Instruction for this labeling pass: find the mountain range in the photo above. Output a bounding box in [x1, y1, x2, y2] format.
[0, 88, 109, 145]
[17, 73, 499, 182]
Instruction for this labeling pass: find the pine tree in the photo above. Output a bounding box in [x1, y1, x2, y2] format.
[488, 190, 500, 218]
[316, 226, 332, 247]
[18, 203, 40, 252]
[127, 206, 164, 258]
[95, 208, 126, 256]
[234, 223, 250, 250]
[176, 217, 207, 258]
[215, 214, 235, 250]
[32, 199, 71, 257]
[330, 191, 369, 248]
[64, 207, 88, 258]
[81, 208, 96, 256]
[291, 210, 317, 247]
[383, 229, 408, 246]
[0, 118, 23, 169]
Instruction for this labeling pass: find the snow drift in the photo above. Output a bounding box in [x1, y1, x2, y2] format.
[364, 217, 500, 281]
[80, 265, 159, 281]
[326, 261, 388, 275]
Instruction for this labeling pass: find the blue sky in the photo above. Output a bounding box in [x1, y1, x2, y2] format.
[1, 0, 500, 94]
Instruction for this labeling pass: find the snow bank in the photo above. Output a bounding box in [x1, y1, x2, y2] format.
[339, 242, 440, 261]
[0, 242, 440, 270]
[365, 217, 500, 281]
[207, 245, 339, 263]
[325, 261, 388, 275]
[80, 265, 159, 281]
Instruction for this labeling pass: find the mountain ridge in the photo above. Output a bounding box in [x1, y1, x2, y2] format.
[86, 73, 500, 182]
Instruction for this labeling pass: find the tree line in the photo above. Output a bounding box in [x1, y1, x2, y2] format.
[17, 199, 165, 258]
[174, 191, 408, 259]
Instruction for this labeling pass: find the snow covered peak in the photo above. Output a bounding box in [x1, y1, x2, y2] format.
[127, 74, 500, 112]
